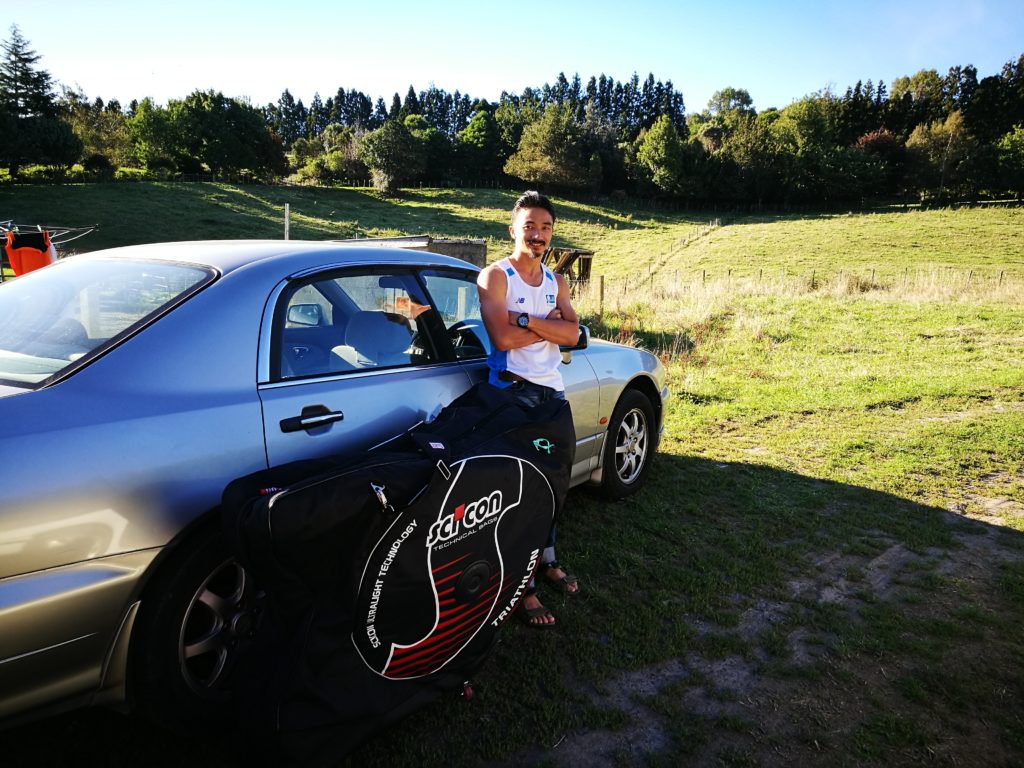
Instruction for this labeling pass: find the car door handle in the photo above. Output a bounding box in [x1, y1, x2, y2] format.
[280, 405, 345, 433]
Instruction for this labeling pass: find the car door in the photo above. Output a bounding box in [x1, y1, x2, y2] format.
[258, 266, 474, 468]
[416, 268, 602, 483]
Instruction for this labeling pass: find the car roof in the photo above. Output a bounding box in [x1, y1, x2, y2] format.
[71, 240, 481, 276]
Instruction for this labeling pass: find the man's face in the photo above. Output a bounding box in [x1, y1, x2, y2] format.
[509, 207, 554, 259]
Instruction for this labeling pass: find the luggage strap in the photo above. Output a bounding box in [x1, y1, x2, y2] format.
[410, 433, 452, 480]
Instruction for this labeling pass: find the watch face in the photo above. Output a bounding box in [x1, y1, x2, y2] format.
[517, 313, 529, 328]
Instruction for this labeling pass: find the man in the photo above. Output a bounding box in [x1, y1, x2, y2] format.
[477, 190, 580, 627]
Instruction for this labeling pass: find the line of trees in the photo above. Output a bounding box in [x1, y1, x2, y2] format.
[2, 24, 1023, 206]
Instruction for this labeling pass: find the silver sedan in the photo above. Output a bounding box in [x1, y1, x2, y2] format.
[0, 241, 667, 728]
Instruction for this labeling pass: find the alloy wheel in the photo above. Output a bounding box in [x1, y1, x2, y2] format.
[614, 406, 648, 485]
[177, 558, 260, 695]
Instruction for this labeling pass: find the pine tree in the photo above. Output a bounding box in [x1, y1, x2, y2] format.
[639, 73, 657, 131]
[0, 24, 56, 118]
[306, 92, 327, 138]
[420, 86, 452, 136]
[352, 90, 373, 128]
[568, 73, 583, 120]
[400, 85, 420, 119]
[372, 98, 388, 128]
[0, 25, 81, 174]
[585, 76, 598, 112]
[597, 74, 613, 117]
[274, 89, 304, 146]
[450, 91, 473, 135]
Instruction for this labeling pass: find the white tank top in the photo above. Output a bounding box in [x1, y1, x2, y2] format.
[489, 257, 564, 391]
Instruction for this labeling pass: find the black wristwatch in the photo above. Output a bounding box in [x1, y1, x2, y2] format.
[516, 312, 530, 328]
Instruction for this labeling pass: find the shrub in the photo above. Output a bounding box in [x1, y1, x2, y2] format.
[82, 153, 115, 180]
[113, 166, 172, 181]
[15, 164, 85, 183]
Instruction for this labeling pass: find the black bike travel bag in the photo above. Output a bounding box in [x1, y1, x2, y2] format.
[221, 383, 574, 764]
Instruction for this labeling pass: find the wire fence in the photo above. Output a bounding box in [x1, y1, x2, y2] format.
[566, 266, 1024, 317]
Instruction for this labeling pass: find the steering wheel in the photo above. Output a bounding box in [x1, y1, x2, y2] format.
[446, 320, 486, 357]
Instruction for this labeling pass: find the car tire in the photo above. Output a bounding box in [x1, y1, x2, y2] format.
[598, 389, 656, 499]
[133, 524, 263, 729]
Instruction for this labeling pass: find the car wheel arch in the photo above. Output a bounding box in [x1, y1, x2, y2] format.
[127, 504, 226, 610]
[621, 374, 662, 435]
[123, 505, 243, 724]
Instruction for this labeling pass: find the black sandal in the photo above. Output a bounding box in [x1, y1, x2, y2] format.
[517, 587, 556, 628]
[541, 561, 579, 594]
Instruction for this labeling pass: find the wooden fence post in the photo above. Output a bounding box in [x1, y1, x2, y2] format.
[597, 275, 605, 320]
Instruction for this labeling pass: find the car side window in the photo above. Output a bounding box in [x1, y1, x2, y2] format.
[419, 270, 493, 360]
[276, 269, 437, 380]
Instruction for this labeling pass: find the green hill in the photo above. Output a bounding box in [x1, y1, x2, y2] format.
[3, 183, 1022, 286]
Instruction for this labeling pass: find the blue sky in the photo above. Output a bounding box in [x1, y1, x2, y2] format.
[9, 0, 1024, 114]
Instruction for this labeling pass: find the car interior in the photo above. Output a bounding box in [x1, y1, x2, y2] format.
[277, 272, 437, 380]
[330, 310, 415, 369]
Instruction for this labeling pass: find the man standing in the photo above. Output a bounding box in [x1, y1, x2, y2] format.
[477, 190, 580, 627]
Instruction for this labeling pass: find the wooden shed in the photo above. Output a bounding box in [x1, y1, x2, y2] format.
[542, 247, 593, 284]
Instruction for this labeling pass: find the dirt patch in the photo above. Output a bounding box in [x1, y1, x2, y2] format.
[503, 505, 1024, 767]
[948, 470, 1024, 527]
[788, 544, 913, 605]
[924, 400, 1024, 425]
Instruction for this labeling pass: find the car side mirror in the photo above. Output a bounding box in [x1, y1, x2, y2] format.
[560, 324, 589, 364]
[287, 303, 323, 327]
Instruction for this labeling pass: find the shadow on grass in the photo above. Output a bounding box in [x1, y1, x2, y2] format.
[5, 454, 1023, 767]
[397, 188, 680, 236]
[2, 183, 518, 252]
[1, 183, 712, 257]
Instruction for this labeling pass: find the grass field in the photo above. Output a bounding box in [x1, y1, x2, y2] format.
[4, 182, 1022, 284]
[4, 184, 1024, 766]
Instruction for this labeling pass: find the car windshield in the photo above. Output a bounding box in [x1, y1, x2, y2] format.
[0, 257, 213, 387]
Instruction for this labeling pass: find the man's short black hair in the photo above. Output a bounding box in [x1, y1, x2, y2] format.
[511, 190, 556, 225]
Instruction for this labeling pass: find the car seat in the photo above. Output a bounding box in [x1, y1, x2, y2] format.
[331, 311, 413, 369]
